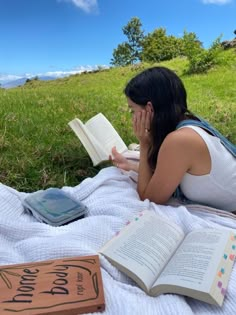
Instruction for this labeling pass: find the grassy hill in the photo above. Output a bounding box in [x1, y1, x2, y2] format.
[0, 49, 235, 192]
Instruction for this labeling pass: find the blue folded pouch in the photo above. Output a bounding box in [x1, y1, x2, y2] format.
[23, 188, 88, 226]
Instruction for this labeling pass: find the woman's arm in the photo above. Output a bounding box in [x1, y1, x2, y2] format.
[134, 111, 193, 204]
[133, 110, 153, 197]
[140, 131, 192, 203]
[111, 111, 195, 205]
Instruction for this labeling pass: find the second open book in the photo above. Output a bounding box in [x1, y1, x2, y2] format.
[99, 210, 236, 306]
[68, 113, 140, 166]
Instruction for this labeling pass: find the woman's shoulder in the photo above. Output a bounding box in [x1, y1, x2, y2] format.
[161, 127, 208, 159]
[160, 128, 211, 174]
[164, 127, 203, 147]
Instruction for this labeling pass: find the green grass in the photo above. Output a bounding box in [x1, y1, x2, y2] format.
[0, 49, 235, 192]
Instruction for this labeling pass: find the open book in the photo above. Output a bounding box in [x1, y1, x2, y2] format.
[99, 210, 236, 306]
[68, 113, 140, 166]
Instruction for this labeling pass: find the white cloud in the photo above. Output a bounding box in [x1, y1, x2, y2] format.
[0, 65, 109, 84]
[60, 0, 98, 13]
[201, 0, 232, 4]
[0, 74, 23, 84]
[39, 65, 108, 78]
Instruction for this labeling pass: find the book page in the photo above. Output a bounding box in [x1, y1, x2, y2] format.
[152, 228, 231, 295]
[100, 211, 184, 292]
[68, 118, 105, 165]
[209, 231, 236, 306]
[85, 113, 128, 157]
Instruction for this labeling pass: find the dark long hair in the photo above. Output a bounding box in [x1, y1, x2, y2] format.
[124, 66, 195, 170]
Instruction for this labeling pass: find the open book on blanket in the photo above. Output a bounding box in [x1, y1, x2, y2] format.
[68, 113, 140, 166]
[99, 210, 236, 306]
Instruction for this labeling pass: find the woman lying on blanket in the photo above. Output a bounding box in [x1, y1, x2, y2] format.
[111, 66, 236, 212]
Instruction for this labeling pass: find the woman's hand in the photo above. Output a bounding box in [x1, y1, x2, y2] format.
[110, 147, 139, 172]
[133, 110, 153, 147]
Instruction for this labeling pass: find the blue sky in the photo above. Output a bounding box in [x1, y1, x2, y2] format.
[0, 0, 235, 83]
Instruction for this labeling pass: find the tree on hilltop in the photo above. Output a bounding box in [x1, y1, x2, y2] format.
[141, 28, 184, 63]
[111, 17, 144, 66]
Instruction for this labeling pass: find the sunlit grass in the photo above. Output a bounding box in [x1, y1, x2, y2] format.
[0, 50, 235, 191]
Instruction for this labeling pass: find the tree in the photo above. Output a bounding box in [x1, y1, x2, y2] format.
[181, 30, 203, 58]
[234, 30, 236, 36]
[141, 28, 184, 63]
[111, 17, 144, 66]
[110, 43, 133, 67]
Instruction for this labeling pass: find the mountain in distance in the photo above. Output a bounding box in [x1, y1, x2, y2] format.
[2, 76, 56, 89]
[1, 66, 109, 89]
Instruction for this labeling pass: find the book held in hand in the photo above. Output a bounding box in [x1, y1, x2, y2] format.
[0, 255, 105, 315]
[68, 113, 140, 166]
[99, 210, 236, 306]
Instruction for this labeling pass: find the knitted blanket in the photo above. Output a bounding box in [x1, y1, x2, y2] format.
[0, 166, 236, 315]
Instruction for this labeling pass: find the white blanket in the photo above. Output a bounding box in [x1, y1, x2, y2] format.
[0, 166, 236, 315]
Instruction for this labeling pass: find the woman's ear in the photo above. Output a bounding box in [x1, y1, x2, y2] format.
[146, 101, 154, 113]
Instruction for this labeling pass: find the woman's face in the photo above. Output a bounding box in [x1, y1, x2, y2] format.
[127, 97, 153, 116]
[127, 97, 144, 115]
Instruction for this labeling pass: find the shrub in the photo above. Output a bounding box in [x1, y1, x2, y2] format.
[183, 34, 222, 74]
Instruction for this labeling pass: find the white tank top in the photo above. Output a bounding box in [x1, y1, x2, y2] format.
[180, 126, 236, 212]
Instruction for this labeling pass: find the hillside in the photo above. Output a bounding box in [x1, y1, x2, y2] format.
[0, 49, 235, 192]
